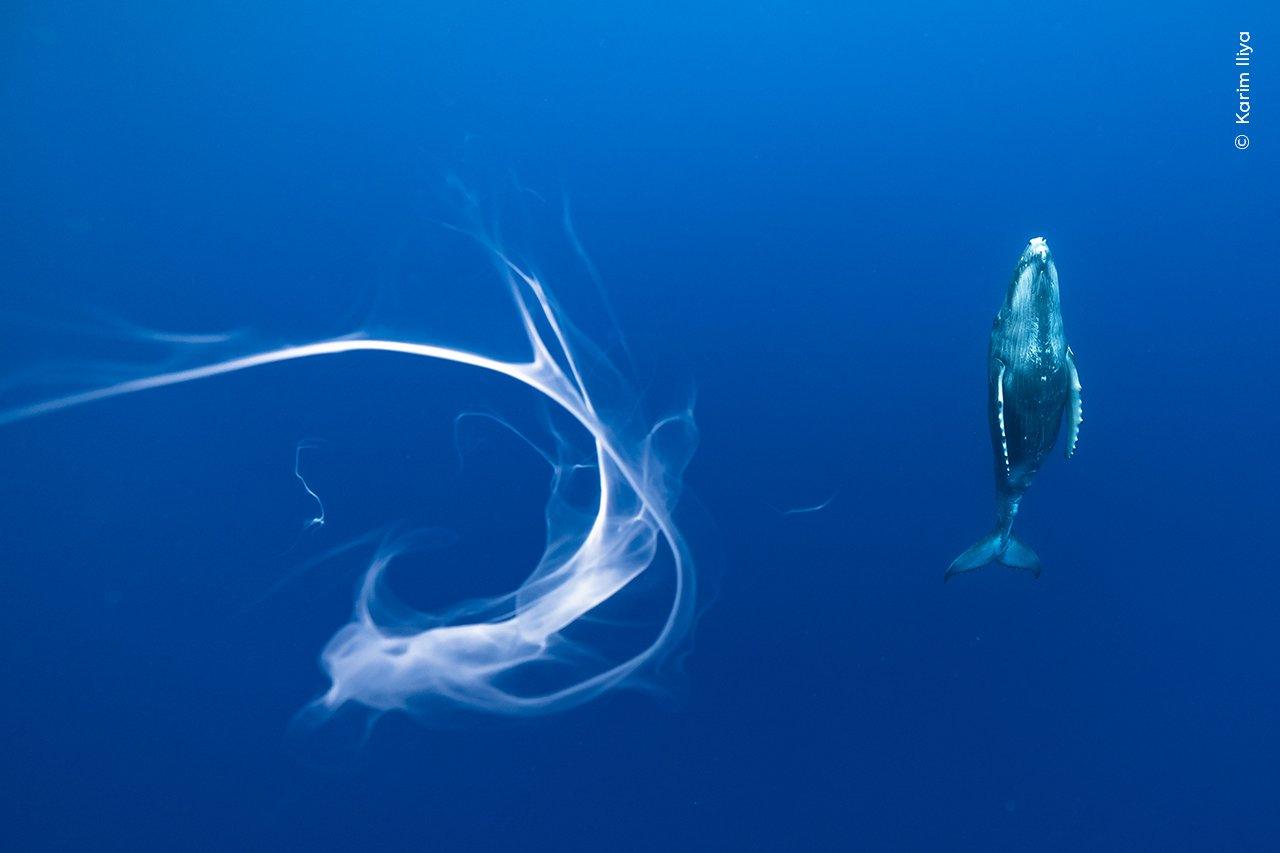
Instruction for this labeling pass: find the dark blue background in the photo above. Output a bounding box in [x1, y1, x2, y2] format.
[2, 1, 1277, 850]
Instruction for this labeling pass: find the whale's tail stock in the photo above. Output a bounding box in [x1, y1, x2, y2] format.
[945, 529, 1041, 581]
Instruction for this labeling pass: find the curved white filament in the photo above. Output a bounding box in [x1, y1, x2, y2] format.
[294, 441, 327, 530]
[0, 254, 696, 720]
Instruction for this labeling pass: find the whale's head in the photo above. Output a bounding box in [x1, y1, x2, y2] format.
[1014, 236, 1056, 283]
[1021, 237, 1052, 271]
[1006, 237, 1060, 312]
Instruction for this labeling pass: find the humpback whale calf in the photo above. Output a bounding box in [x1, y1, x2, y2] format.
[947, 237, 1083, 581]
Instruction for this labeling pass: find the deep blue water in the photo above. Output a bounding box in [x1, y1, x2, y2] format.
[2, 2, 1278, 850]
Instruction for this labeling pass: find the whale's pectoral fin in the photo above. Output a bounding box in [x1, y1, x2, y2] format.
[1064, 347, 1083, 460]
[994, 360, 1011, 475]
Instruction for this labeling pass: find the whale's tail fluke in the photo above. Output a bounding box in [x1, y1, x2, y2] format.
[945, 531, 1041, 581]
